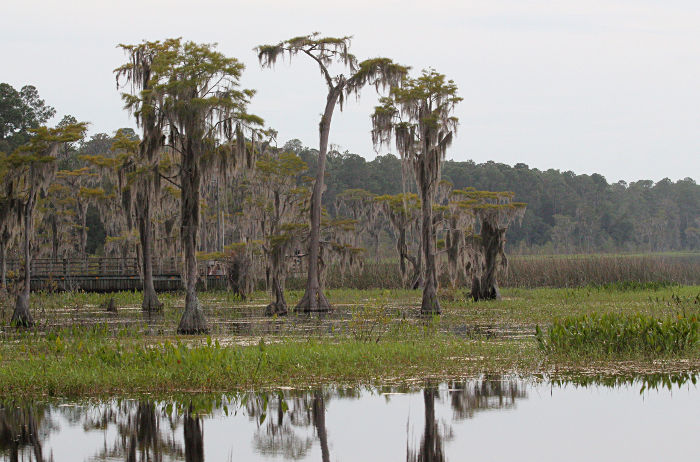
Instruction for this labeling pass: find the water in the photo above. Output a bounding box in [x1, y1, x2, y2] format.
[1, 374, 697, 461]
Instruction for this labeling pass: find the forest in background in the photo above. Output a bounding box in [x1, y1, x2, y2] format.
[44, 133, 700, 256]
[258, 139, 700, 254]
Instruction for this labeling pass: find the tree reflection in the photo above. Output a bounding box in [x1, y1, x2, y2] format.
[183, 408, 203, 462]
[252, 393, 313, 459]
[449, 375, 528, 420]
[407, 376, 529, 462]
[67, 400, 183, 461]
[312, 391, 330, 462]
[248, 390, 334, 461]
[0, 405, 50, 462]
[1, 372, 693, 461]
[407, 387, 445, 462]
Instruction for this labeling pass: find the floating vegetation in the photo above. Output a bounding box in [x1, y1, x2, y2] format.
[535, 312, 698, 356]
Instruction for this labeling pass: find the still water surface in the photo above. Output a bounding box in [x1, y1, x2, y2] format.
[1, 374, 697, 461]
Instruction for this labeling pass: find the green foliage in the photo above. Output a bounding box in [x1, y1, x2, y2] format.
[536, 312, 698, 356]
[117, 38, 266, 172]
[0, 83, 56, 153]
[372, 68, 461, 167]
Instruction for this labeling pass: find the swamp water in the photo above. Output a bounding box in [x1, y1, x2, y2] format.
[1, 374, 697, 462]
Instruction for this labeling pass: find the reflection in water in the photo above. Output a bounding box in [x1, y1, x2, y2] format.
[0, 372, 696, 462]
[407, 387, 445, 462]
[82, 401, 183, 461]
[449, 375, 528, 421]
[0, 406, 48, 462]
[252, 394, 313, 459]
[312, 391, 331, 462]
[183, 409, 204, 462]
[407, 376, 528, 462]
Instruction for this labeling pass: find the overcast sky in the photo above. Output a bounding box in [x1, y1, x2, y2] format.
[3, 0, 699, 182]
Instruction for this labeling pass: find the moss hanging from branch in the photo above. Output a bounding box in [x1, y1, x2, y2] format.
[256, 33, 408, 313]
[449, 187, 527, 300]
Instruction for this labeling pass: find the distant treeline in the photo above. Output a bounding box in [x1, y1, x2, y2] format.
[65, 135, 700, 255]
[281, 139, 700, 253]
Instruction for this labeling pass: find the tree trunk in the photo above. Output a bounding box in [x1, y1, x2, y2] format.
[137, 189, 162, 312]
[177, 149, 209, 334]
[78, 202, 88, 255]
[419, 184, 440, 314]
[12, 196, 34, 328]
[217, 179, 224, 252]
[50, 214, 58, 261]
[472, 220, 503, 301]
[0, 242, 6, 294]
[373, 232, 380, 263]
[312, 391, 330, 462]
[295, 88, 340, 313]
[265, 247, 287, 316]
[397, 228, 407, 282]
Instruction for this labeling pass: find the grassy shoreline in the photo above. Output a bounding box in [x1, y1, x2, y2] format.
[0, 286, 698, 398]
[0, 333, 697, 399]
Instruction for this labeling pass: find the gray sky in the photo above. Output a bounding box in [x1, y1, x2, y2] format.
[3, 0, 699, 182]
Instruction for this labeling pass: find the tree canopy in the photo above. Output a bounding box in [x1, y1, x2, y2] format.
[0, 83, 56, 153]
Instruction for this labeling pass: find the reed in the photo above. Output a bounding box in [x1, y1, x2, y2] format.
[291, 253, 700, 290]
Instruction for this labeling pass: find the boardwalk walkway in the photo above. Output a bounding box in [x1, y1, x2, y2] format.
[6, 257, 226, 292]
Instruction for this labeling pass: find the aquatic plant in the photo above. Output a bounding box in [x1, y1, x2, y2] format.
[536, 312, 698, 356]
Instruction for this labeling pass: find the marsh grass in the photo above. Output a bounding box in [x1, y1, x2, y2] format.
[536, 312, 698, 357]
[0, 324, 538, 398]
[2, 286, 699, 398]
[506, 254, 700, 288]
[295, 253, 700, 289]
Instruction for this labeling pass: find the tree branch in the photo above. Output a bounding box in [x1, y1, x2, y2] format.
[303, 49, 334, 90]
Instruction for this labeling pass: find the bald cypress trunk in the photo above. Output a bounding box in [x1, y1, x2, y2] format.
[0, 242, 6, 294]
[398, 227, 408, 284]
[471, 221, 503, 301]
[78, 201, 88, 255]
[50, 214, 58, 261]
[137, 188, 162, 312]
[177, 147, 209, 334]
[419, 183, 440, 314]
[295, 88, 340, 313]
[265, 247, 287, 316]
[12, 194, 34, 328]
[397, 227, 421, 289]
